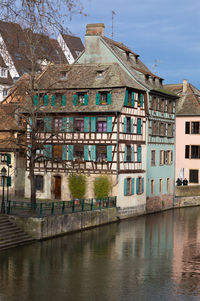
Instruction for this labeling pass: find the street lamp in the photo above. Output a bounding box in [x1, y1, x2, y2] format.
[1, 167, 7, 214]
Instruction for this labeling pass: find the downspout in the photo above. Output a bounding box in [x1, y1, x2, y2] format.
[173, 102, 176, 207]
[115, 111, 119, 185]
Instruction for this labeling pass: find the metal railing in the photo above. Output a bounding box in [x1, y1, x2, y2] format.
[6, 197, 117, 218]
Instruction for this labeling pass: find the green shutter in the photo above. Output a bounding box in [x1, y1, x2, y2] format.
[138, 146, 142, 163]
[84, 145, 89, 161]
[51, 95, 55, 106]
[124, 117, 127, 133]
[132, 178, 135, 195]
[90, 145, 96, 161]
[68, 145, 74, 160]
[96, 93, 100, 105]
[91, 117, 96, 132]
[131, 118, 134, 133]
[124, 178, 127, 196]
[62, 117, 67, 132]
[7, 176, 11, 187]
[137, 118, 141, 134]
[29, 117, 32, 132]
[44, 94, 48, 106]
[136, 178, 139, 194]
[107, 117, 112, 133]
[6, 154, 11, 164]
[44, 117, 52, 132]
[124, 145, 127, 162]
[84, 117, 90, 132]
[34, 95, 38, 106]
[68, 117, 74, 132]
[107, 93, 111, 105]
[61, 95, 66, 106]
[131, 146, 134, 162]
[141, 94, 144, 107]
[62, 145, 67, 160]
[44, 145, 52, 159]
[84, 94, 88, 105]
[73, 94, 78, 106]
[107, 145, 112, 162]
[132, 92, 135, 107]
[142, 178, 144, 193]
[124, 90, 128, 106]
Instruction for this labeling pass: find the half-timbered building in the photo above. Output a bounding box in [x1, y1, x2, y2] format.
[77, 23, 178, 212]
[23, 63, 147, 214]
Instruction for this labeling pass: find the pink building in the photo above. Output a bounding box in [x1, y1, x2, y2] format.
[166, 80, 200, 185]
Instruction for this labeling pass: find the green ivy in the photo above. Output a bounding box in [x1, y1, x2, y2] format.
[94, 176, 111, 199]
[68, 173, 86, 199]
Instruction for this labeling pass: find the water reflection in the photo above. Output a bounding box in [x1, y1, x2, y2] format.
[0, 208, 200, 300]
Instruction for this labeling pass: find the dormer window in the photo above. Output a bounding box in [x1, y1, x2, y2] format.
[96, 70, 104, 78]
[1, 68, 7, 78]
[61, 71, 67, 80]
[14, 53, 22, 61]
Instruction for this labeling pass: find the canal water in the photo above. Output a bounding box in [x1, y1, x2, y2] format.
[0, 207, 200, 301]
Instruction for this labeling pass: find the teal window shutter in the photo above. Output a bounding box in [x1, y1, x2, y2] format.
[136, 178, 139, 194]
[44, 94, 48, 106]
[132, 92, 135, 107]
[107, 145, 112, 162]
[107, 117, 112, 133]
[131, 118, 134, 133]
[34, 95, 38, 106]
[107, 93, 111, 105]
[62, 117, 67, 132]
[96, 93, 100, 105]
[84, 117, 90, 132]
[68, 145, 74, 160]
[51, 95, 55, 106]
[132, 178, 135, 195]
[44, 145, 52, 159]
[44, 117, 52, 132]
[124, 178, 127, 196]
[73, 94, 78, 106]
[29, 117, 32, 132]
[124, 117, 127, 133]
[68, 117, 74, 132]
[131, 146, 134, 162]
[91, 117, 96, 132]
[62, 145, 67, 160]
[137, 118, 141, 134]
[142, 178, 144, 193]
[141, 94, 144, 107]
[124, 145, 127, 162]
[138, 146, 142, 163]
[84, 94, 88, 105]
[124, 90, 128, 106]
[90, 145, 96, 161]
[61, 95, 66, 106]
[84, 145, 89, 161]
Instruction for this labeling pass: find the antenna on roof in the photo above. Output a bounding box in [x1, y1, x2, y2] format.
[152, 59, 159, 74]
[111, 10, 116, 39]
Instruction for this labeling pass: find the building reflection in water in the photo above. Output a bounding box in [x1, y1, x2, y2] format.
[0, 208, 200, 301]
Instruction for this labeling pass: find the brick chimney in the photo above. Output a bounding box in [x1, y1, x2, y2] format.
[183, 79, 188, 94]
[86, 23, 105, 36]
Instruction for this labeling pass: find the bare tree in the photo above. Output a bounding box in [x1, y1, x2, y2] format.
[0, 0, 85, 206]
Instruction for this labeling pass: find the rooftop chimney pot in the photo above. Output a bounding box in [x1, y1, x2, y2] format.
[86, 23, 105, 36]
[183, 79, 188, 94]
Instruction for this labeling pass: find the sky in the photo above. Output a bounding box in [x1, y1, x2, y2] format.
[65, 0, 200, 88]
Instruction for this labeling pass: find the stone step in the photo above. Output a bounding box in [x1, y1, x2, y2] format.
[0, 214, 34, 250]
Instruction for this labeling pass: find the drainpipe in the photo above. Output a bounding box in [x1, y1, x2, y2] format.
[115, 111, 119, 186]
[173, 103, 176, 207]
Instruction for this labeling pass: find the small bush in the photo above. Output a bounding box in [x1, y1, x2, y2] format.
[94, 176, 111, 199]
[68, 173, 86, 199]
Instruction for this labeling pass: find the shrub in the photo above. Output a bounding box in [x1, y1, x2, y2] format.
[68, 173, 86, 199]
[94, 176, 112, 199]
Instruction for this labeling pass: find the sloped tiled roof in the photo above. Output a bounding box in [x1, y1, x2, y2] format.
[165, 83, 200, 115]
[61, 33, 84, 59]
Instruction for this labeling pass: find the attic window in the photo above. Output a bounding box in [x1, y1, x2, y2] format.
[126, 52, 130, 60]
[96, 71, 104, 78]
[14, 53, 22, 61]
[75, 50, 81, 57]
[145, 75, 150, 82]
[61, 71, 67, 80]
[0, 68, 7, 78]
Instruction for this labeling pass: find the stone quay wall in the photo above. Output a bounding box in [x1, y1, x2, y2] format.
[8, 208, 118, 240]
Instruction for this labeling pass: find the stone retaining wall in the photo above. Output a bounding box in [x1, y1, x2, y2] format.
[8, 208, 118, 240]
[174, 196, 200, 208]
